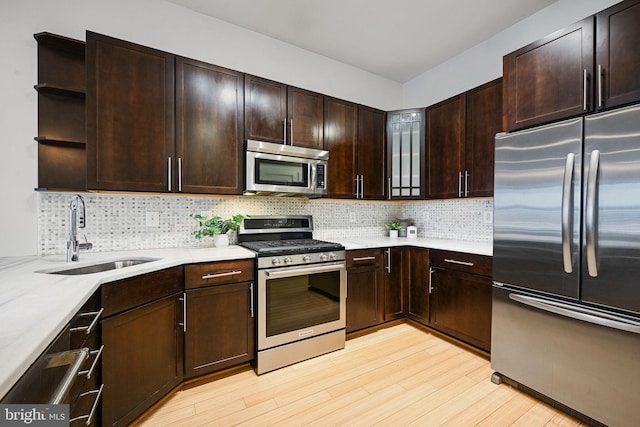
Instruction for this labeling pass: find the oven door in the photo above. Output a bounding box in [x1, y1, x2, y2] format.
[257, 261, 346, 350]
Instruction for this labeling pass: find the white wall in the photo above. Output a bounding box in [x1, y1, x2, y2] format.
[402, 0, 623, 108]
[0, 0, 401, 257]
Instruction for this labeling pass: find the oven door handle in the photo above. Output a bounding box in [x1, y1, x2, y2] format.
[265, 263, 345, 279]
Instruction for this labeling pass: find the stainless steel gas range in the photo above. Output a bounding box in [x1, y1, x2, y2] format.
[238, 216, 346, 375]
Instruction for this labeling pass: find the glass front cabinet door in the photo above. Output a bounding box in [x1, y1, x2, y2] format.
[387, 109, 426, 199]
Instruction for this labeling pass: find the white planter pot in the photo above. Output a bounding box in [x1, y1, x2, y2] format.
[213, 233, 229, 247]
[389, 230, 399, 238]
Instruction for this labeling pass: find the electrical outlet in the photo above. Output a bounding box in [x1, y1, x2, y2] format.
[422, 211, 430, 222]
[146, 211, 160, 227]
[349, 212, 356, 223]
[483, 210, 493, 224]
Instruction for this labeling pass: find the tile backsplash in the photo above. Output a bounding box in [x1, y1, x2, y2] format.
[37, 192, 492, 255]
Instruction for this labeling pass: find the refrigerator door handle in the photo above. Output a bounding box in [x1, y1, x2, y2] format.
[586, 149, 600, 277]
[509, 293, 640, 335]
[561, 153, 575, 273]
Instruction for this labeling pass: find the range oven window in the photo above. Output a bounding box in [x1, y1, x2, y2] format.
[255, 158, 308, 187]
[266, 271, 340, 337]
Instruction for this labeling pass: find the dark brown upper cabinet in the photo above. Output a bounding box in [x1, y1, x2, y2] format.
[465, 78, 502, 197]
[87, 31, 175, 192]
[87, 32, 244, 194]
[386, 109, 426, 199]
[357, 105, 387, 200]
[176, 57, 244, 194]
[244, 75, 324, 149]
[595, 0, 640, 110]
[324, 97, 358, 198]
[428, 79, 502, 199]
[427, 94, 465, 199]
[504, 0, 640, 131]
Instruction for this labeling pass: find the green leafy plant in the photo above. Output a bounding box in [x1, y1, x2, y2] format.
[384, 219, 405, 231]
[190, 214, 247, 239]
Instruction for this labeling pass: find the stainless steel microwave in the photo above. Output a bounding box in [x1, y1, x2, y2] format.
[244, 140, 328, 198]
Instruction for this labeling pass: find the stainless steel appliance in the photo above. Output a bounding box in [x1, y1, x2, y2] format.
[238, 216, 346, 374]
[492, 103, 640, 426]
[244, 140, 328, 198]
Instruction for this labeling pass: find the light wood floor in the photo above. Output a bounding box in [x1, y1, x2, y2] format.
[132, 322, 585, 426]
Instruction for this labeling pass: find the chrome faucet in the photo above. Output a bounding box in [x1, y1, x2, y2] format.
[67, 194, 93, 262]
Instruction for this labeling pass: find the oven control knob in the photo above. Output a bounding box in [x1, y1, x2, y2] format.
[271, 257, 280, 265]
[328, 252, 337, 260]
[302, 255, 311, 263]
[319, 253, 328, 261]
[283, 256, 293, 264]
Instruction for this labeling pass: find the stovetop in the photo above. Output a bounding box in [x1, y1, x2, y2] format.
[239, 238, 344, 255]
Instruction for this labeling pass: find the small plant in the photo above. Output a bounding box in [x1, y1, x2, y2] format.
[384, 219, 405, 231]
[190, 214, 247, 239]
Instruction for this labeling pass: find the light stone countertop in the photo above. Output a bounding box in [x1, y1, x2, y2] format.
[0, 238, 490, 399]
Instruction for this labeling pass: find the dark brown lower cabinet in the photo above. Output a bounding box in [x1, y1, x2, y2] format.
[101, 268, 184, 427]
[429, 250, 492, 352]
[384, 247, 406, 321]
[184, 282, 255, 378]
[406, 247, 430, 324]
[346, 249, 385, 332]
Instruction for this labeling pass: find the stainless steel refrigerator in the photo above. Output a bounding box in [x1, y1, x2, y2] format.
[492, 103, 640, 427]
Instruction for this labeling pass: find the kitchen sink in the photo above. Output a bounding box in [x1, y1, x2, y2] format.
[43, 257, 160, 275]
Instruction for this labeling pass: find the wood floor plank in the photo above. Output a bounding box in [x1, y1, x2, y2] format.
[130, 322, 585, 427]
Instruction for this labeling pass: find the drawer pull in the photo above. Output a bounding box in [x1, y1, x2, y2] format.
[444, 258, 474, 267]
[202, 270, 242, 280]
[70, 383, 104, 426]
[352, 256, 376, 262]
[78, 345, 104, 380]
[70, 308, 104, 335]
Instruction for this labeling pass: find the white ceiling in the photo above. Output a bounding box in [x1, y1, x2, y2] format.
[166, 0, 557, 83]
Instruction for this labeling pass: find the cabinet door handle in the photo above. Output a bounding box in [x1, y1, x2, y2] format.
[352, 256, 376, 262]
[167, 157, 172, 191]
[583, 69, 589, 111]
[355, 175, 360, 198]
[597, 64, 603, 109]
[179, 293, 187, 333]
[249, 283, 254, 318]
[283, 118, 287, 145]
[458, 171, 462, 197]
[70, 383, 104, 426]
[360, 176, 365, 199]
[464, 170, 469, 197]
[178, 157, 183, 192]
[78, 345, 104, 380]
[70, 308, 104, 335]
[202, 270, 242, 280]
[444, 258, 474, 267]
[290, 119, 294, 146]
[385, 248, 391, 273]
[429, 267, 434, 294]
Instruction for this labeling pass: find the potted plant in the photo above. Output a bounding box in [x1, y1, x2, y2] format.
[385, 219, 404, 238]
[190, 213, 247, 247]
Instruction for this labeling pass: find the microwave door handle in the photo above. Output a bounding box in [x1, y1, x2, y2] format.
[310, 163, 317, 191]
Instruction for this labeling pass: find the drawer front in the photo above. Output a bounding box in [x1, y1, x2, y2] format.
[185, 259, 255, 289]
[430, 250, 492, 276]
[347, 249, 384, 268]
[101, 267, 184, 317]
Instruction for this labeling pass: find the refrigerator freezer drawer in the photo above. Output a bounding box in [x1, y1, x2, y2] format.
[491, 286, 640, 427]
